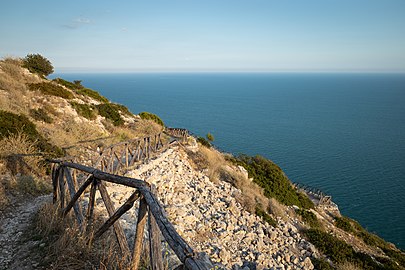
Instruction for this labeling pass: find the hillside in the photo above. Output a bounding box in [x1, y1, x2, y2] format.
[0, 56, 404, 270]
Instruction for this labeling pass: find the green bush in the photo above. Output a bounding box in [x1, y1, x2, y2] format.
[28, 82, 73, 99]
[53, 78, 81, 90]
[305, 229, 401, 270]
[23, 54, 54, 77]
[197, 137, 211, 148]
[29, 108, 53, 123]
[335, 216, 405, 267]
[70, 102, 97, 120]
[110, 103, 132, 116]
[0, 110, 62, 157]
[255, 207, 277, 227]
[310, 258, 333, 270]
[206, 133, 214, 142]
[235, 155, 314, 209]
[335, 216, 355, 233]
[97, 103, 124, 126]
[77, 88, 109, 103]
[296, 209, 320, 228]
[139, 111, 164, 126]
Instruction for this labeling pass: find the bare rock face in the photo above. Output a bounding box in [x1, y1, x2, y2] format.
[88, 147, 314, 269]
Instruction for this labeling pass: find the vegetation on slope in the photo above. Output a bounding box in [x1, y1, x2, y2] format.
[232, 154, 314, 209]
[139, 111, 164, 126]
[96, 103, 124, 126]
[305, 229, 404, 270]
[70, 102, 97, 120]
[0, 110, 62, 157]
[28, 82, 74, 99]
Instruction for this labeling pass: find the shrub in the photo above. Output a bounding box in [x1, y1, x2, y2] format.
[28, 82, 74, 99]
[97, 103, 124, 126]
[335, 216, 355, 233]
[206, 133, 214, 142]
[110, 103, 132, 116]
[139, 111, 164, 126]
[255, 206, 277, 227]
[305, 229, 400, 270]
[77, 88, 109, 103]
[235, 155, 314, 209]
[30, 108, 53, 123]
[197, 137, 211, 148]
[70, 102, 97, 120]
[296, 209, 320, 228]
[0, 110, 40, 140]
[0, 110, 62, 157]
[310, 258, 333, 270]
[53, 78, 81, 90]
[23, 54, 54, 77]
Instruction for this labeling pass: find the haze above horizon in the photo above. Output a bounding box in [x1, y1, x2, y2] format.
[1, 0, 405, 73]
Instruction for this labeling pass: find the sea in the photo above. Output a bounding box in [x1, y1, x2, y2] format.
[52, 72, 405, 249]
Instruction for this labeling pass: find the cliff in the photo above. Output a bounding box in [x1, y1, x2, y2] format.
[0, 56, 403, 270]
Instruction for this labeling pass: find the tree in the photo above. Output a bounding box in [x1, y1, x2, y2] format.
[23, 54, 54, 77]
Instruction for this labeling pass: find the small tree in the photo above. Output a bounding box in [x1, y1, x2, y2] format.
[23, 54, 54, 77]
[206, 132, 214, 142]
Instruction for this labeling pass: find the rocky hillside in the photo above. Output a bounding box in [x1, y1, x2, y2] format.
[0, 56, 404, 270]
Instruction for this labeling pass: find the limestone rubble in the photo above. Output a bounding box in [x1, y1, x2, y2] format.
[87, 147, 316, 269]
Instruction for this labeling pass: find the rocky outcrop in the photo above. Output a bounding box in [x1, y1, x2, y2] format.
[89, 147, 315, 269]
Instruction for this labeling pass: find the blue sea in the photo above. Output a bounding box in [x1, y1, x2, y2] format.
[53, 72, 405, 249]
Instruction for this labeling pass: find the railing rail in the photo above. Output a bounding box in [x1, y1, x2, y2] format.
[48, 130, 213, 269]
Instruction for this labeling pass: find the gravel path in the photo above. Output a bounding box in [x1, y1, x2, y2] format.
[0, 194, 51, 270]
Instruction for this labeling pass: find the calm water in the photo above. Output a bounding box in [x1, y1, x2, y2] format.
[54, 73, 405, 248]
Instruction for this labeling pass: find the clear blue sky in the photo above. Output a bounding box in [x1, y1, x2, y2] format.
[1, 0, 405, 72]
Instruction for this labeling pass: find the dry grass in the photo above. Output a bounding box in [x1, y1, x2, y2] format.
[34, 203, 131, 270]
[130, 119, 163, 137]
[337, 261, 362, 270]
[0, 132, 42, 175]
[0, 133, 51, 208]
[0, 57, 31, 114]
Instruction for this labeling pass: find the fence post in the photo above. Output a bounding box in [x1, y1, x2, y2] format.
[58, 166, 65, 209]
[98, 182, 131, 258]
[149, 185, 163, 270]
[131, 196, 148, 270]
[86, 178, 98, 234]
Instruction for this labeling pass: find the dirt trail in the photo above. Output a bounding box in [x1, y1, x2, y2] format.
[0, 194, 51, 270]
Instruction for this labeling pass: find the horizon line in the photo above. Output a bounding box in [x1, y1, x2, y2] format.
[53, 68, 405, 74]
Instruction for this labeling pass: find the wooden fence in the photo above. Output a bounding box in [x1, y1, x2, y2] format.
[48, 130, 213, 269]
[92, 133, 166, 174]
[49, 160, 212, 270]
[164, 128, 189, 142]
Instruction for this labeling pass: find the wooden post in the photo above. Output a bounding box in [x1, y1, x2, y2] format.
[130, 196, 148, 270]
[52, 165, 60, 204]
[98, 182, 131, 258]
[86, 178, 98, 234]
[125, 143, 129, 168]
[94, 191, 140, 239]
[64, 168, 84, 226]
[58, 166, 65, 209]
[63, 175, 94, 218]
[149, 185, 163, 270]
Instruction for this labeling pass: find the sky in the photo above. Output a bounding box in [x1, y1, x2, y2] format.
[1, 0, 405, 73]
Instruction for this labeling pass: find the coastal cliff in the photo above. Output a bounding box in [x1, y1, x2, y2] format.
[0, 56, 404, 269]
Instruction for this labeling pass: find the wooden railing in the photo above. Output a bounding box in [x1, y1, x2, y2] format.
[49, 160, 212, 269]
[48, 130, 213, 269]
[164, 128, 189, 142]
[92, 133, 166, 174]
